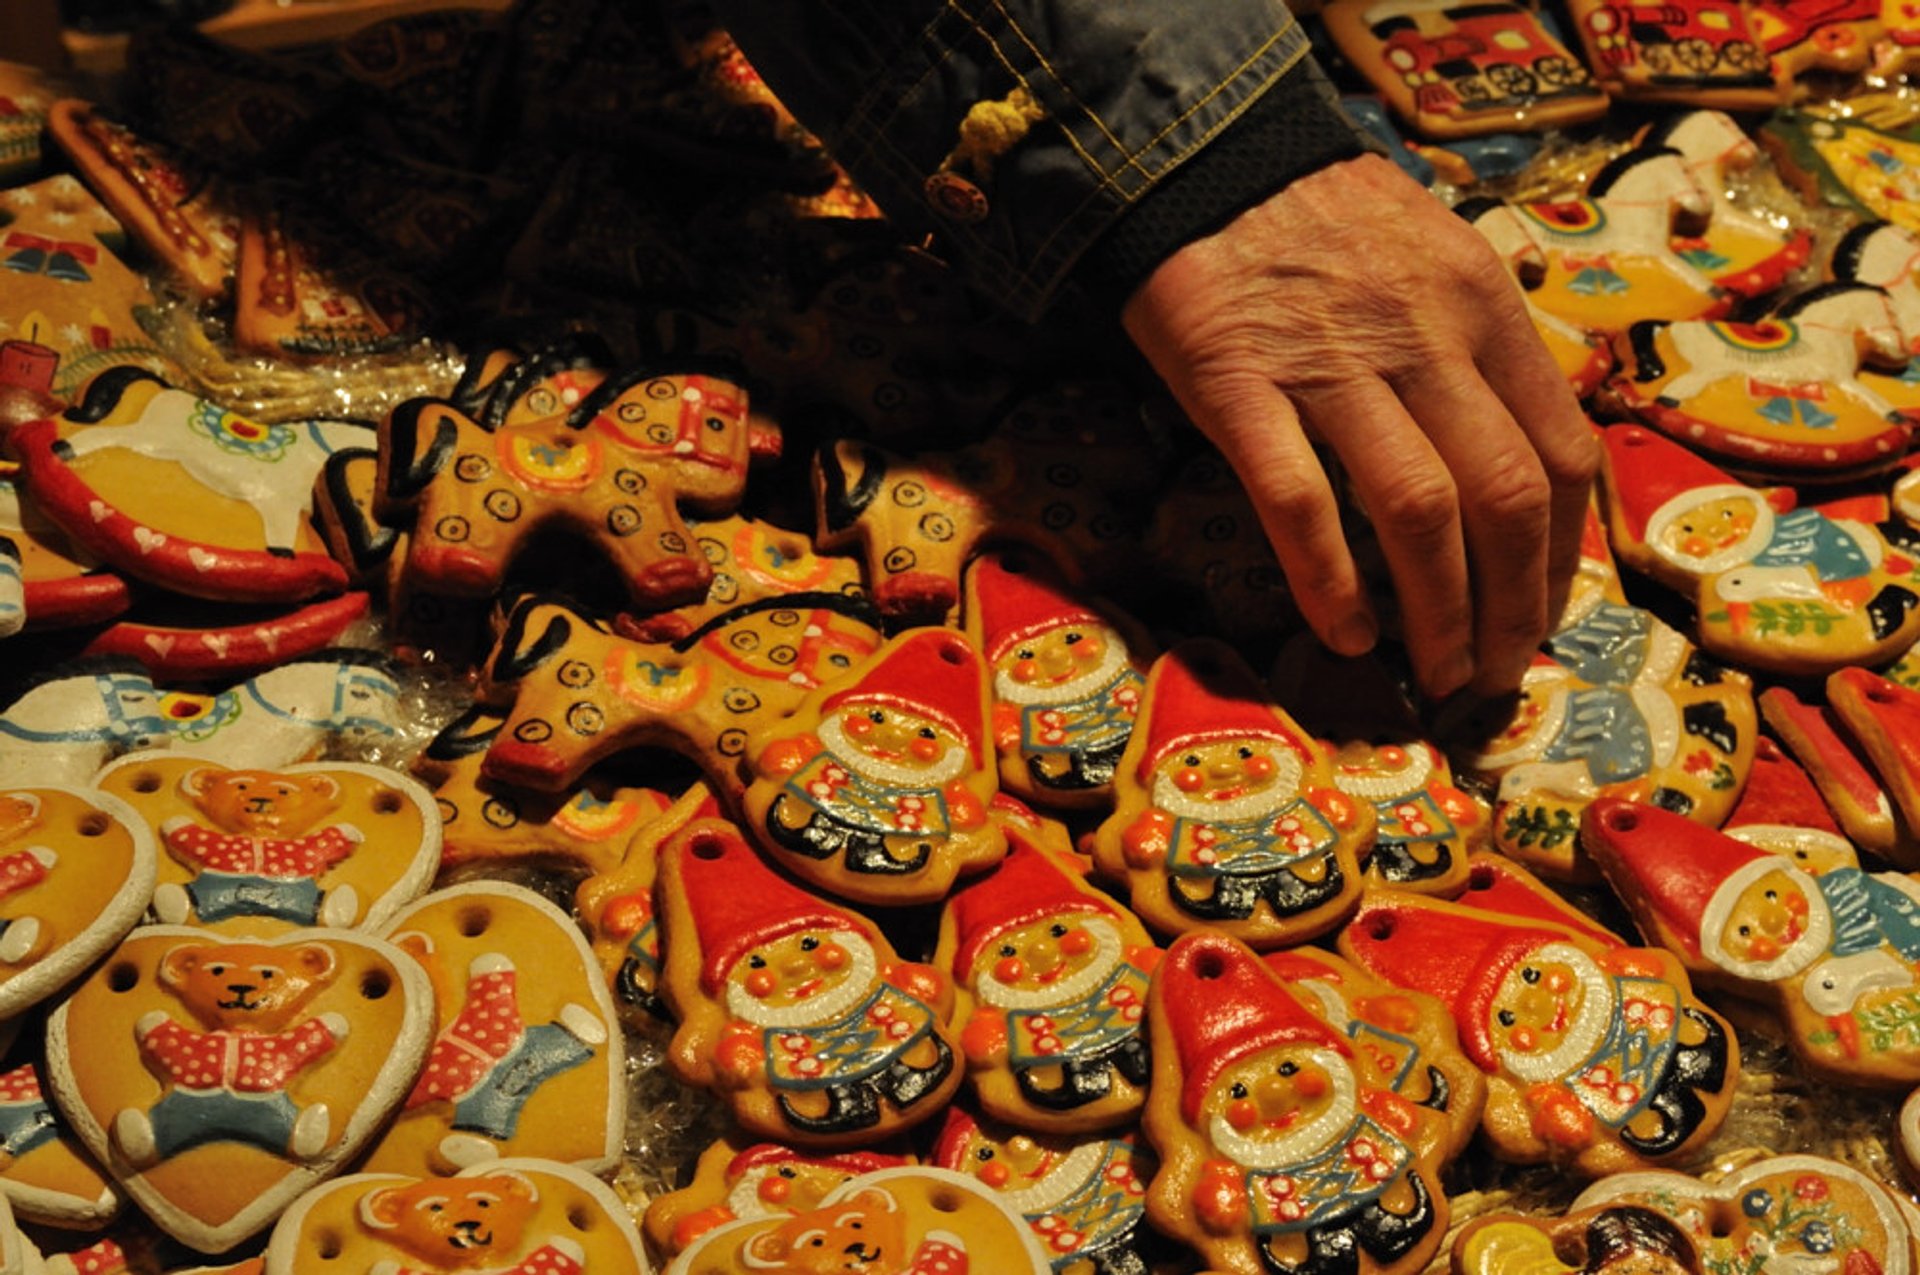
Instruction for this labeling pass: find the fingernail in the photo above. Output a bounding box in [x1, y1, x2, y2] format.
[1433, 648, 1475, 697]
[1331, 613, 1378, 655]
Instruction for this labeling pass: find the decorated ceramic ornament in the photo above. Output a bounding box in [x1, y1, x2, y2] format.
[1642, 110, 1812, 296]
[644, 1138, 913, 1262]
[373, 396, 711, 617]
[742, 627, 1007, 909]
[1828, 221, 1920, 417]
[264, 1158, 651, 1275]
[1263, 946, 1487, 1161]
[1142, 930, 1454, 1275]
[562, 363, 781, 516]
[12, 368, 369, 604]
[0, 659, 169, 788]
[1722, 735, 1858, 870]
[1585, 796, 1920, 1086]
[813, 433, 1135, 625]
[1457, 198, 1615, 398]
[1565, 0, 1785, 108]
[1612, 284, 1915, 482]
[0, 63, 60, 183]
[0, 176, 182, 404]
[94, 754, 439, 937]
[78, 592, 375, 681]
[666, 1164, 1048, 1275]
[1453, 1203, 1705, 1275]
[0, 1062, 118, 1226]
[963, 550, 1150, 811]
[656, 820, 963, 1147]
[1568, 1155, 1918, 1275]
[45, 101, 240, 299]
[935, 834, 1161, 1133]
[1751, 0, 1883, 72]
[1090, 640, 1372, 947]
[1600, 423, 1920, 673]
[1762, 111, 1920, 231]
[931, 1105, 1163, 1275]
[574, 785, 722, 1023]
[1500, 148, 1734, 338]
[0, 463, 129, 632]
[620, 514, 865, 643]
[1319, 0, 1606, 140]
[232, 203, 434, 362]
[1444, 507, 1754, 879]
[1827, 666, 1920, 869]
[366, 882, 623, 1177]
[1761, 684, 1905, 859]
[44, 926, 433, 1251]
[1340, 885, 1739, 1176]
[413, 708, 673, 878]
[0, 785, 154, 1021]
[478, 593, 881, 800]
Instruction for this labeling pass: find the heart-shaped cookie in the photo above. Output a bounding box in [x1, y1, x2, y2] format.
[363, 882, 625, 1177]
[44, 925, 432, 1252]
[0, 786, 154, 1020]
[94, 755, 439, 937]
[263, 1158, 648, 1274]
[0, 1062, 118, 1227]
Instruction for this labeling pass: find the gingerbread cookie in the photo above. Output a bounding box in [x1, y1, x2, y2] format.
[935, 833, 1160, 1133]
[233, 202, 434, 362]
[1263, 946, 1487, 1160]
[1143, 930, 1455, 1275]
[1453, 1202, 1704, 1275]
[0, 786, 155, 1020]
[1566, 2, 1784, 108]
[1763, 684, 1905, 858]
[619, 514, 865, 643]
[1721, 736, 1857, 870]
[666, 1165, 1048, 1275]
[94, 755, 439, 936]
[0, 462, 129, 632]
[1600, 423, 1920, 673]
[367, 882, 623, 1177]
[963, 550, 1150, 811]
[45, 926, 432, 1251]
[1763, 111, 1920, 231]
[1340, 885, 1739, 1176]
[574, 784, 721, 1022]
[478, 593, 881, 798]
[1320, 0, 1606, 140]
[0, 1062, 117, 1227]
[1642, 111, 1813, 296]
[264, 1159, 648, 1275]
[0, 176, 183, 403]
[1827, 666, 1920, 870]
[12, 368, 369, 604]
[1586, 796, 1920, 1086]
[932, 1105, 1164, 1275]
[1831, 221, 1920, 421]
[657, 819, 963, 1147]
[741, 627, 1007, 908]
[1092, 640, 1374, 948]
[644, 1138, 912, 1260]
[1456, 198, 1615, 398]
[1610, 286, 1914, 481]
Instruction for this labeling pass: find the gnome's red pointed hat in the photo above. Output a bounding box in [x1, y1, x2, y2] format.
[947, 834, 1117, 979]
[969, 551, 1105, 662]
[1601, 425, 1776, 571]
[666, 821, 866, 994]
[1159, 931, 1348, 1123]
[930, 1105, 987, 1170]
[1726, 737, 1841, 835]
[820, 628, 987, 765]
[1137, 640, 1312, 780]
[1341, 897, 1572, 1071]
[1582, 797, 1827, 978]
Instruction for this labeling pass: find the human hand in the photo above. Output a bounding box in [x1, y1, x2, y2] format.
[1123, 153, 1598, 699]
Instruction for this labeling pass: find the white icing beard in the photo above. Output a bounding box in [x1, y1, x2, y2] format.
[725, 933, 880, 1030]
[1644, 485, 1774, 578]
[1332, 743, 1436, 803]
[972, 918, 1123, 1012]
[1699, 857, 1831, 983]
[1207, 1048, 1358, 1171]
[1002, 1140, 1108, 1215]
[817, 714, 969, 788]
[1495, 943, 1615, 1085]
[992, 639, 1129, 707]
[1150, 748, 1303, 825]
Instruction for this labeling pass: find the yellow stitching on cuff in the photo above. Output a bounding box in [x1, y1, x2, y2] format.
[940, 85, 1047, 182]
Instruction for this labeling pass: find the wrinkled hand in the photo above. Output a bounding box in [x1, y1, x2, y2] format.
[1123, 153, 1598, 699]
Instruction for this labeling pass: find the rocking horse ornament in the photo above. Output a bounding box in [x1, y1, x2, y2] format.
[656, 820, 963, 1148]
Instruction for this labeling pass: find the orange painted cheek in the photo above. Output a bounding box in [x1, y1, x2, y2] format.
[1243, 755, 1276, 780]
[745, 970, 777, 998]
[979, 1162, 1010, 1188]
[758, 1177, 791, 1204]
[843, 713, 873, 738]
[1226, 1099, 1259, 1131]
[1545, 969, 1573, 993]
[1011, 659, 1039, 684]
[994, 956, 1025, 984]
[909, 737, 943, 761]
[1059, 928, 1094, 956]
[1175, 768, 1206, 793]
[1745, 934, 1780, 960]
[1509, 1025, 1538, 1052]
[816, 943, 848, 971]
[1291, 1069, 1328, 1098]
[1786, 892, 1810, 919]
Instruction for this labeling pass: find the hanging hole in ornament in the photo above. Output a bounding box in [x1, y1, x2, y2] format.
[1603, 806, 1639, 832]
[930, 1188, 963, 1213]
[937, 639, 966, 665]
[1364, 912, 1396, 941]
[690, 831, 726, 861]
[77, 812, 109, 837]
[458, 907, 490, 937]
[1869, 685, 1897, 704]
[360, 970, 391, 1000]
[1194, 949, 1225, 980]
[317, 1229, 343, 1260]
[569, 1205, 595, 1230]
[1467, 862, 1497, 891]
[129, 770, 162, 794]
[107, 962, 138, 992]
[371, 787, 404, 814]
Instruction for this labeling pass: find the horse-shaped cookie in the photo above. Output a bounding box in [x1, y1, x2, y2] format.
[1642, 110, 1813, 293]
